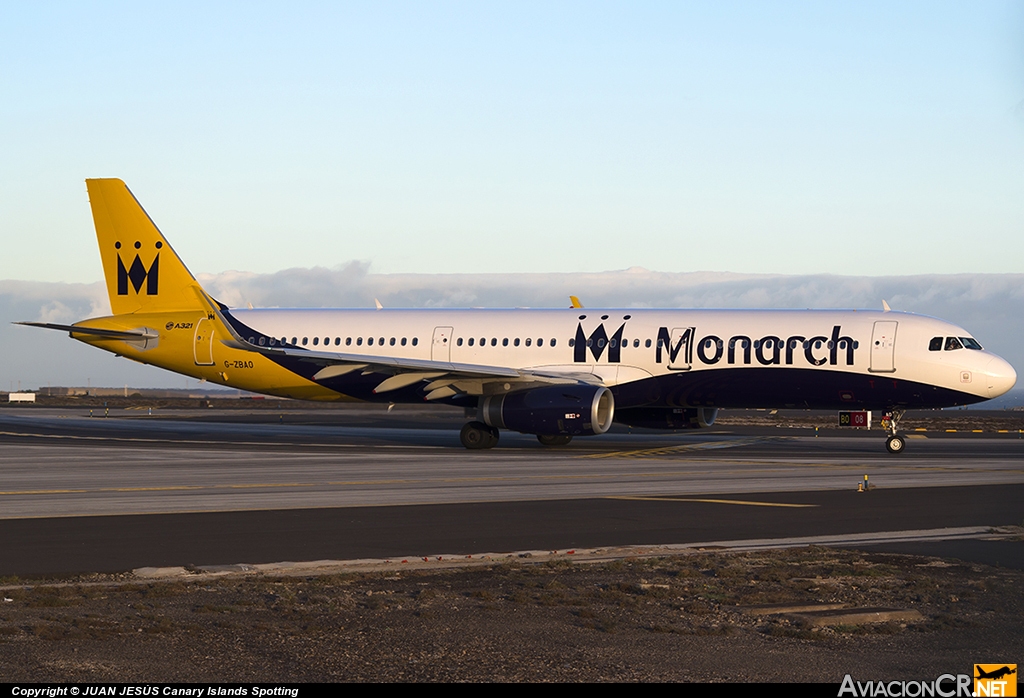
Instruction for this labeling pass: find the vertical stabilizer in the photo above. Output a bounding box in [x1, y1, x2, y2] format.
[87, 178, 206, 314]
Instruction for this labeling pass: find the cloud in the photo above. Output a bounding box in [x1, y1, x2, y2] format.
[2, 270, 1022, 389]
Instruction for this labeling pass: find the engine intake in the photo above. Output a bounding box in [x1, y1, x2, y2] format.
[481, 385, 615, 436]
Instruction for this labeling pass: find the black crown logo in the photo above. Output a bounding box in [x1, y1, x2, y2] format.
[115, 240, 161, 296]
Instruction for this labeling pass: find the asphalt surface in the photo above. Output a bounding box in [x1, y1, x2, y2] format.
[1, 407, 1022, 576]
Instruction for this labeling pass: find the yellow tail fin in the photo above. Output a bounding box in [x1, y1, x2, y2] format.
[87, 178, 207, 315]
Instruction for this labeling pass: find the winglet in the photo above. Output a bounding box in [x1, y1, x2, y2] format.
[882, 300, 891, 312]
[569, 295, 583, 309]
[374, 298, 383, 310]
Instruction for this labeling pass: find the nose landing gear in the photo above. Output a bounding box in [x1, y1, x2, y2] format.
[881, 409, 907, 454]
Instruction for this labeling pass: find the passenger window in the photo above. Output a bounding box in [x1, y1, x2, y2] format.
[368, 337, 374, 346]
[525, 338, 531, 347]
[502, 338, 509, 347]
[491, 338, 497, 346]
[550, 339, 556, 347]
[929, 337, 942, 351]
[633, 339, 640, 348]
[514, 338, 520, 347]
[645, 339, 652, 348]
[457, 338, 463, 346]
[258, 337, 265, 346]
[401, 337, 407, 346]
[301, 337, 308, 346]
[390, 337, 396, 346]
[379, 337, 384, 346]
[412, 338, 418, 346]
[945, 337, 963, 351]
[346, 337, 352, 346]
[468, 338, 475, 346]
[537, 338, 544, 347]
[291, 337, 297, 345]
[357, 337, 363, 346]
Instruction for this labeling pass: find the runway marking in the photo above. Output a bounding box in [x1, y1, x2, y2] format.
[577, 437, 769, 459]
[0, 430, 447, 451]
[3, 461, 1023, 500]
[608, 495, 818, 508]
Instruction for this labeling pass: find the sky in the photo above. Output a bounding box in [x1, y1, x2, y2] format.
[1, 2, 1023, 281]
[1, 3, 1023, 392]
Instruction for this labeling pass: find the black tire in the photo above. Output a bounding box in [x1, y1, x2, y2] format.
[885, 434, 906, 454]
[461, 421, 497, 450]
[537, 434, 573, 446]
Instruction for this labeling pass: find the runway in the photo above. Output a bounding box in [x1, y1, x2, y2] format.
[1, 407, 1022, 575]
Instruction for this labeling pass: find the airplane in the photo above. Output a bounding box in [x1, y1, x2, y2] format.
[18, 179, 1017, 452]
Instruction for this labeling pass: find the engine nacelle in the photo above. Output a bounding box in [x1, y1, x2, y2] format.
[614, 407, 719, 430]
[481, 385, 615, 436]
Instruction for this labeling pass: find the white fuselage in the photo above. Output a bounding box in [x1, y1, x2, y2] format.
[228, 307, 1016, 407]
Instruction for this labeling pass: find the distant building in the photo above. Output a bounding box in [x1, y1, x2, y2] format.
[8, 393, 36, 403]
[35, 387, 265, 399]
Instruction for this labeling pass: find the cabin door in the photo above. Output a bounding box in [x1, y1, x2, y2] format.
[193, 317, 215, 366]
[432, 326, 453, 362]
[869, 321, 898, 373]
[667, 327, 695, 371]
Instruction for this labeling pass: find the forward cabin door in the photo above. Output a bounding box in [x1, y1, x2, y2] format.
[869, 321, 898, 373]
[432, 326, 453, 362]
[193, 317, 215, 366]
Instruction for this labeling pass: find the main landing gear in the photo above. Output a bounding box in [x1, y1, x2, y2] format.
[460, 421, 499, 450]
[459, 422, 574, 449]
[537, 434, 573, 447]
[881, 409, 907, 454]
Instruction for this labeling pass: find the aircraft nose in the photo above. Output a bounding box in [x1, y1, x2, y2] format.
[984, 355, 1017, 399]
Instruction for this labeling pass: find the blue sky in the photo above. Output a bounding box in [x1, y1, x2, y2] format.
[2, 2, 1023, 282]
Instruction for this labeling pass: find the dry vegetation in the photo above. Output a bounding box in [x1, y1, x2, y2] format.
[1, 547, 1021, 682]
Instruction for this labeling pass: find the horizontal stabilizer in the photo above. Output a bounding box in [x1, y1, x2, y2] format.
[14, 321, 158, 340]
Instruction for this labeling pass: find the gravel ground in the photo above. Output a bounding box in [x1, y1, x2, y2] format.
[1, 547, 1021, 682]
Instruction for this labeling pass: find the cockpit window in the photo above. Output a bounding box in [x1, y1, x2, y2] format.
[944, 336, 963, 351]
[928, 337, 942, 351]
[959, 337, 983, 350]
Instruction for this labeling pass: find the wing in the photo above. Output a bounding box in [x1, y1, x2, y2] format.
[212, 307, 600, 400]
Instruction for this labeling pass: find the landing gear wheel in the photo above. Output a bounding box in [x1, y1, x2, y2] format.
[537, 434, 573, 447]
[885, 434, 906, 454]
[460, 421, 499, 450]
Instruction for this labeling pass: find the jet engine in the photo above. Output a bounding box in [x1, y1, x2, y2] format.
[614, 407, 718, 430]
[481, 385, 615, 436]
